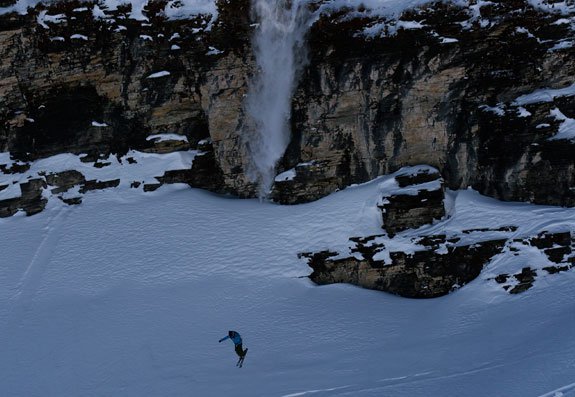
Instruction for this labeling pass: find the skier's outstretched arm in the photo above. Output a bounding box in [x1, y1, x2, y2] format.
[219, 336, 230, 343]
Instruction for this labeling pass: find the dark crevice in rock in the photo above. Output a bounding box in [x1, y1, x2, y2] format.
[59, 196, 82, 205]
[543, 265, 572, 275]
[462, 226, 518, 234]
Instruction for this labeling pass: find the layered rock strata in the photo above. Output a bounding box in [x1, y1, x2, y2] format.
[380, 168, 445, 236]
[0, 0, 574, 214]
[303, 236, 506, 298]
[303, 229, 575, 298]
[287, 0, 575, 205]
[0, 0, 255, 200]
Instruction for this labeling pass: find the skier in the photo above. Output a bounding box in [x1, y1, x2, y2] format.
[219, 330, 248, 367]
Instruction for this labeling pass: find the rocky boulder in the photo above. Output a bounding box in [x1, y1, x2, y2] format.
[0, 178, 47, 217]
[380, 168, 445, 237]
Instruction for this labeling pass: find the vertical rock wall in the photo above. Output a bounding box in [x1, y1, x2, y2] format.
[275, 1, 575, 205]
[1, 0, 574, 207]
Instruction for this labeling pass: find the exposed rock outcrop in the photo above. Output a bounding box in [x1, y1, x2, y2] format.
[288, 0, 575, 205]
[0, 178, 47, 217]
[303, 234, 506, 298]
[45, 170, 86, 194]
[380, 168, 445, 236]
[304, 228, 575, 298]
[491, 231, 574, 293]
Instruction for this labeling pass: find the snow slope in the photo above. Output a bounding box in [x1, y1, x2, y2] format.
[1, 177, 574, 397]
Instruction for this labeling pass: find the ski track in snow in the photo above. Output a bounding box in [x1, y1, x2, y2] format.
[296, 357, 544, 396]
[281, 355, 575, 397]
[0, 181, 574, 396]
[280, 384, 353, 397]
[10, 207, 66, 299]
[537, 382, 575, 397]
[4, 205, 70, 328]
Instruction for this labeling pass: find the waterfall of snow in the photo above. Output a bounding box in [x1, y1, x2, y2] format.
[243, 0, 311, 199]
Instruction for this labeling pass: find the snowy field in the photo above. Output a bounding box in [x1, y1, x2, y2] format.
[1, 178, 575, 397]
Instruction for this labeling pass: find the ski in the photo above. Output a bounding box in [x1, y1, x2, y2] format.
[236, 348, 248, 368]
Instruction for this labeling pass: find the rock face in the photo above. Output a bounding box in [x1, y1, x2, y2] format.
[304, 236, 506, 298]
[46, 170, 86, 194]
[381, 168, 445, 237]
[288, 1, 575, 206]
[0, 0, 254, 195]
[0, 178, 47, 217]
[299, 164, 574, 298]
[492, 231, 574, 294]
[1, 0, 574, 207]
[303, 228, 575, 298]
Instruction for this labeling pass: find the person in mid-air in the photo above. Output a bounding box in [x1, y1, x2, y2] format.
[219, 330, 247, 360]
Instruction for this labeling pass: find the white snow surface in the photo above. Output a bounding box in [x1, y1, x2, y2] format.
[550, 40, 575, 51]
[146, 133, 189, 143]
[549, 108, 575, 141]
[517, 106, 533, 117]
[70, 33, 88, 40]
[36, 11, 65, 28]
[162, 0, 217, 23]
[513, 83, 575, 106]
[91, 121, 109, 127]
[146, 70, 171, 79]
[480, 104, 506, 116]
[275, 168, 297, 182]
[1, 170, 575, 396]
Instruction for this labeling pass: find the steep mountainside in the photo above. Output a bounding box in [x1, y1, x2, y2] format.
[0, 0, 575, 206]
[1, 0, 574, 210]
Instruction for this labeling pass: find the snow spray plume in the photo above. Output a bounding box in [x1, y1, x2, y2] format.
[243, 0, 311, 200]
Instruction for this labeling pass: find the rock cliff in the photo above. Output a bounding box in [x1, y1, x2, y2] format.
[278, 0, 575, 205]
[1, 0, 574, 208]
[0, 0, 255, 197]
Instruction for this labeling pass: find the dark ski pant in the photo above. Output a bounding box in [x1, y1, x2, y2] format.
[235, 344, 245, 358]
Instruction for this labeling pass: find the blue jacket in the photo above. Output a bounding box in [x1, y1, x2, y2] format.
[219, 331, 242, 345]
